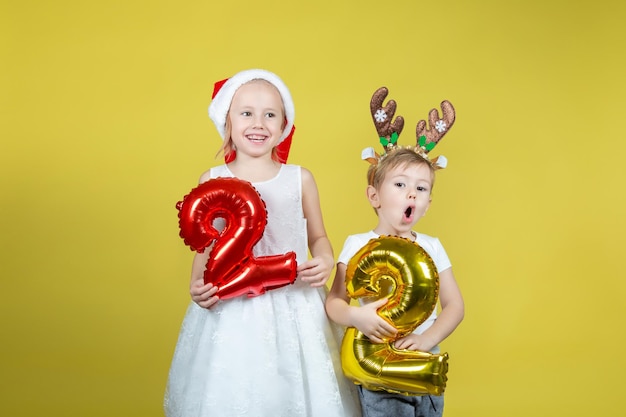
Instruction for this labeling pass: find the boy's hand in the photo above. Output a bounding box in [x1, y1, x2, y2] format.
[353, 298, 398, 343]
[393, 333, 436, 352]
[190, 277, 219, 309]
[297, 256, 333, 287]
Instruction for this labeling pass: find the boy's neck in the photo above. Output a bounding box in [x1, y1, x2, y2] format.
[373, 227, 416, 241]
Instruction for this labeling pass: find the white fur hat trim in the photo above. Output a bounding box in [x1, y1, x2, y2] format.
[208, 69, 295, 143]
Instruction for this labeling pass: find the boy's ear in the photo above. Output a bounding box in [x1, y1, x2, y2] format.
[366, 185, 380, 208]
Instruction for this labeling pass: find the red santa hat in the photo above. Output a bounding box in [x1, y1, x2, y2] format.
[208, 69, 295, 163]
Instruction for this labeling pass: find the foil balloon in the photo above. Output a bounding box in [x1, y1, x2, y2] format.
[176, 177, 297, 299]
[341, 235, 449, 396]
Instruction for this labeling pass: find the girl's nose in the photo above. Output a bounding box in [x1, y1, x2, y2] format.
[252, 115, 264, 128]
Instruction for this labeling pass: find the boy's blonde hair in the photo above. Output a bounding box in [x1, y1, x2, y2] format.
[367, 147, 436, 190]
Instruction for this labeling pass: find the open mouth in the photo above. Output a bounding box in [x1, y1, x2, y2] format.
[404, 206, 413, 220]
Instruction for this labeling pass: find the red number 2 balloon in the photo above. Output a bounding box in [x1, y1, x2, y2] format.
[176, 177, 297, 299]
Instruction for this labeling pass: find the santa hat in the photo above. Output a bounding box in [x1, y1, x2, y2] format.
[208, 69, 295, 163]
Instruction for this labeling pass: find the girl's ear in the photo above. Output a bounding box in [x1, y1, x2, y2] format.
[366, 185, 380, 209]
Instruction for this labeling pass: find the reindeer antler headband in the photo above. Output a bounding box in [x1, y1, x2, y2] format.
[362, 86, 456, 170]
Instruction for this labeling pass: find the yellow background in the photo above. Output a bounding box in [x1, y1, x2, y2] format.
[2, 0, 625, 416]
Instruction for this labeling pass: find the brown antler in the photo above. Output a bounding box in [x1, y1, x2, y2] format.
[370, 87, 404, 149]
[415, 100, 455, 151]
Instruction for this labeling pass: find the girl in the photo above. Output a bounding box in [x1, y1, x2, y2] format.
[164, 69, 361, 417]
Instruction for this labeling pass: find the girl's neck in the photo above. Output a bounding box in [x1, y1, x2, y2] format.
[227, 156, 282, 183]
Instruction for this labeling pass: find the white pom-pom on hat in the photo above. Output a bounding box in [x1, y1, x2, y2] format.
[208, 69, 295, 143]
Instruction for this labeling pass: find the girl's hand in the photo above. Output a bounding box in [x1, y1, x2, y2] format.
[190, 277, 219, 309]
[297, 255, 333, 287]
[352, 298, 398, 343]
[393, 333, 436, 352]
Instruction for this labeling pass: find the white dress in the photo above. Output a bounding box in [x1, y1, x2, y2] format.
[165, 164, 361, 417]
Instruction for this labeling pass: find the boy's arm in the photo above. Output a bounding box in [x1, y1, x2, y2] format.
[325, 263, 397, 343]
[325, 263, 353, 327]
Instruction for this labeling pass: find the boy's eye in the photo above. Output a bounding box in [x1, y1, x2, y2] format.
[241, 111, 252, 116]
[266, 112, 276, 118]
[417, 186, 427, 192]
[394, 182, 405, 188]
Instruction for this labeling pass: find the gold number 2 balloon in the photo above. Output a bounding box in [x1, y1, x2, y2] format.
[340, 235, 449, 396]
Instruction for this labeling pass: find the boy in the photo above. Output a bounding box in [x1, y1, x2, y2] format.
[325, 88, 464, 417]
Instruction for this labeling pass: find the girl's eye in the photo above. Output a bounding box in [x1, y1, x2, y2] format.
[266, 112, 276, 118]
[417, 186, 429, 192]
[241, 111, 252, 116]
[394, 182, 405, 188]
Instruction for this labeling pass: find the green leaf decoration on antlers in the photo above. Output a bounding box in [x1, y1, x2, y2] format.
[418, 135, 436, 151]
[379, 131, 399, 148]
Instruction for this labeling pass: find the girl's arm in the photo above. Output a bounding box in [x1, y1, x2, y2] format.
[325, 262, 397, 343]
[189, 251, 219, 309]
[394, 267, 464, 351]
[186, 170, 220, 309]
[297, 168, 334, 287]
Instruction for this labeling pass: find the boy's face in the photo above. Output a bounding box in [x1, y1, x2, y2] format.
[228, 80, 285, 158]
[367, 162, 432, 239]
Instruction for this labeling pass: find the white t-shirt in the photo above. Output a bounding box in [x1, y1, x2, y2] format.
[337, 230, 452, 353]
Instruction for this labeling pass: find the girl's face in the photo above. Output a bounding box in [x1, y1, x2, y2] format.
[367, 162, 432, 239]
[227, 80, 285, 159]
